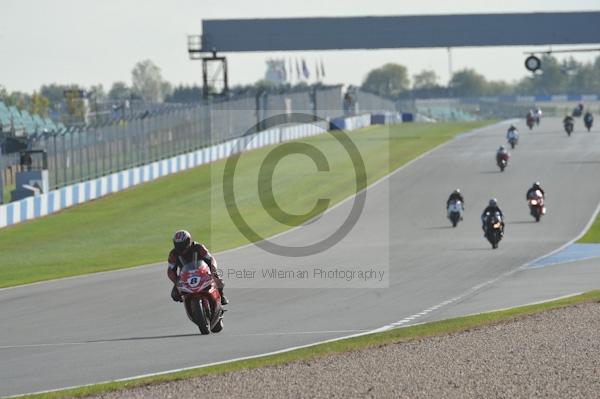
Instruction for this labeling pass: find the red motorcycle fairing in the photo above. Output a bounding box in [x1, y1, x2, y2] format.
[177, 261, 224, 334]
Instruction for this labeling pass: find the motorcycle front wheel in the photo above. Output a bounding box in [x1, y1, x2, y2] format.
[450, 213, 459, 227]
[211, 319, 224, 333]
[188, 298, 210, 335]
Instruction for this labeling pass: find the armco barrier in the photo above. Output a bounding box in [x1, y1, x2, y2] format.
[0, 115, 386, 229]
[330, 114, 372, 130]
[371, 112, 403, 125]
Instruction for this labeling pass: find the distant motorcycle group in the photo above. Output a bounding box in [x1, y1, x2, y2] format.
[446, 183, 546, 249]
[563, 103, 594, 136]
[495, 107, 541, 173]
[446, 104, 562, 249]
[495, 124, 519, 173]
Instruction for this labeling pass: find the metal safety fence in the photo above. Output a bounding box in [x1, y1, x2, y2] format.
[1, 86, 396, 201]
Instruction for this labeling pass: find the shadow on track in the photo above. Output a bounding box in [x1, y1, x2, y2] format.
[86, 333, 200, 343]
[423, 225, 454, 230]
[451, 247, 493, 252]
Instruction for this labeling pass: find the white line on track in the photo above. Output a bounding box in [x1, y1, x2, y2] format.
[0, 342, 87, 350]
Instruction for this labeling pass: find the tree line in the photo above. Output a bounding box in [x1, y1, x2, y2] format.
[361, 54, 600, 99]
[0, 60, 174, 119]
[2, 54, 599, 121]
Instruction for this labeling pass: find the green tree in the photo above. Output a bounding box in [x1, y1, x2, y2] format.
[40, 84, 69, 105]
[108, 82, 131, 101]
[412, 70, 439, 90]
[89, 84, 107, 102]
[0, 85, 8, 101]
[40, 83, 83, 117]
[131, 60, 172, 102]
[486, 80, 514, 96]
[361, 63, 410, 97]
[165, 85, 203, 103]
[29, 92, 50, 116]
[531, 55, 568, 94]
[449, 69, 488, 97]
[62, 87, 87, 124]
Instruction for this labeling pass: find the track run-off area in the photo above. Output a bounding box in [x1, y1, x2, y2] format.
[2, 118, 600, 397]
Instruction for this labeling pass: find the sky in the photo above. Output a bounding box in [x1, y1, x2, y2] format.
[1, 0, 600, 93]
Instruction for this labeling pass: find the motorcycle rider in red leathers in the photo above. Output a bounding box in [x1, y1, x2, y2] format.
[496, 145, 509, 165]
[168, 230, 228, 305]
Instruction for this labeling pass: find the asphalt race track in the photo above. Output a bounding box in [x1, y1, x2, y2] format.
[2, 118, 600, 397]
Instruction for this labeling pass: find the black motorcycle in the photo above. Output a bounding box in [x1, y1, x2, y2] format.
[564, 121, 574, 136]
[584, 114, 593, 132]
[484, 211, 503, 249]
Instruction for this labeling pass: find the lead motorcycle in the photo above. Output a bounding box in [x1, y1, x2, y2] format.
[528, 190, 545, 222]
[447, 200, 463, 228]
[483, 211, 503, 249]
[177, 259, 224, 335]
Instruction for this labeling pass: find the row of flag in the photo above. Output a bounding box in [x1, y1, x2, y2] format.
[272, 58, 326, 83]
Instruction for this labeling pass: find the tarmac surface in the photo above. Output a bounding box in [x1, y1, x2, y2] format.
[2, 118, 600, 397]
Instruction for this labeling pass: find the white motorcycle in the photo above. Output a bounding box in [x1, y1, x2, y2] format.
[447, 200, 464, 228]
[507, 130, 519, 149]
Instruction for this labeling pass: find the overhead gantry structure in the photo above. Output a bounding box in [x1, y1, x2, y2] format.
[188, 12, 600, 95]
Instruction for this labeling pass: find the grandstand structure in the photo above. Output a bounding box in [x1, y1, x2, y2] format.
[0, 101, 65, 138]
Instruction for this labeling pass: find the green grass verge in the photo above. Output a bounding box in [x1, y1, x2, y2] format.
[15, 290, 600, 399]
[0, 121, 491, 287]
[577, 212, 600, 243]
